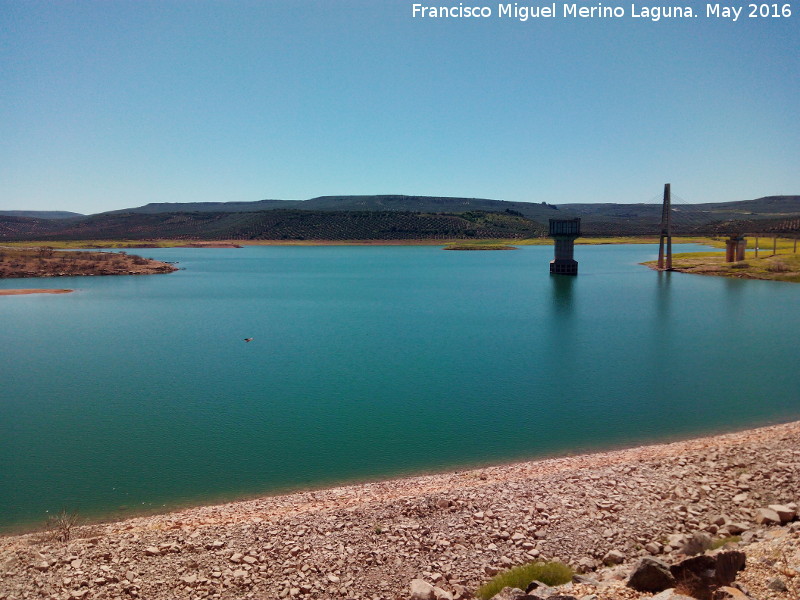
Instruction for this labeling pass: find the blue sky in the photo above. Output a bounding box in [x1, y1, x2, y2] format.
[2, 0, 798, 214]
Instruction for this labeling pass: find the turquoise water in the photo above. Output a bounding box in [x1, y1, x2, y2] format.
[1, 244, 799, 531]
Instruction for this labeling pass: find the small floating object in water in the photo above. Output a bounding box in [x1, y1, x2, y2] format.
[244, 338, 254, 342]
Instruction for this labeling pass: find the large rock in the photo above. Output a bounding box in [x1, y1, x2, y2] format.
[602, 549, 625, 565]
[670, 555, 717, 600]
[722, 522, 748, 535]
[714, 551, 746, 586]
[433, 587, 454, 600]
[682, 532, 713, 556]
[669, 551, 746, 600]
[754, 507, 781, 525]
[767, 504, 796, 523]
[410, 579, 436, 600]
[627, 557, 676, 593]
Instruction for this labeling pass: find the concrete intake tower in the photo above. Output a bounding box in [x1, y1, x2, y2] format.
[549, 218, 580, 275]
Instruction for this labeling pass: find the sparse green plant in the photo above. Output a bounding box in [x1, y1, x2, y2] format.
[47, 509, 80, 542]
[711, 535, 741, 550]
[373, 524, 384, 534]
[475, 561, 574, 600]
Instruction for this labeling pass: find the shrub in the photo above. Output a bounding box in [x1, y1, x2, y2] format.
[475, 561, 574, 600]
[766, 260, 789, 273]
[47, 509, 79, 542]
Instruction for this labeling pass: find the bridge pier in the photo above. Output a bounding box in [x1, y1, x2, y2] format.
[549, 218, 580, 275]
[725, 235, 746, 262]
[657, 183, 673, 270]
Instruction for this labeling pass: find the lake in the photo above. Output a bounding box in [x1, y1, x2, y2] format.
[1, 244, 799, 531]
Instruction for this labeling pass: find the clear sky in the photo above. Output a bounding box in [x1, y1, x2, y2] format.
[2, 0, 798, 214]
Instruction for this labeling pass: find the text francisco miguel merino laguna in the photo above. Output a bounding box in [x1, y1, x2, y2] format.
[411, 3, 770, 21]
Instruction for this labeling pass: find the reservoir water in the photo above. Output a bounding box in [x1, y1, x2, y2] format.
[2, 244, 799, 531]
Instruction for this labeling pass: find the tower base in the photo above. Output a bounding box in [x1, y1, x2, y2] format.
[550, 259, 578, 276]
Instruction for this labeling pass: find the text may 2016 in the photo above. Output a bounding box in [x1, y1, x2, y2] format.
[411, 3, 793, 22]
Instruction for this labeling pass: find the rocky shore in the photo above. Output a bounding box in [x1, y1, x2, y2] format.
[1, 421, 798, 600]
[0, 288, 73, 295]
[0, 246, 177, 278]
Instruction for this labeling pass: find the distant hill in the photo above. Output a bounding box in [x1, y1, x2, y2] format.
[0, 210, 546, 242]
[2, 195, 798, 241]
[558, 196, 800, 235]
[101, 195, 564, 223]
[0, 210, 84, 219]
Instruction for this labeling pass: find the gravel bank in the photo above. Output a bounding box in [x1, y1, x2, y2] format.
[2, 421, 799, 599]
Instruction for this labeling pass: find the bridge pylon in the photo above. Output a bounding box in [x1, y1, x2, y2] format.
[657, 183, 672, 270]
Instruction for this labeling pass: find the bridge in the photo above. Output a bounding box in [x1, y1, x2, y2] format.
[548, 184, 800, 274]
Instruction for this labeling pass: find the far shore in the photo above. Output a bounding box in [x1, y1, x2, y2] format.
[644, 248, 800, 283]
[0, 235, 721, 249]
[0, 288, 73, 296]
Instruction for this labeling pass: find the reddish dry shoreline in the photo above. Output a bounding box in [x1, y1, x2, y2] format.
[1, 421, 798, 599]
[0, 288, 73, 296]
[0, 247, 177, 279]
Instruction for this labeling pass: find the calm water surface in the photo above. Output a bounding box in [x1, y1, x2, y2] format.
[1, 245, 799, 530]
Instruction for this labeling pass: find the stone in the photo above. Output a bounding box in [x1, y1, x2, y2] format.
[767, 504, 796, 523]
[670, 555, 717, 600]
[410, 578, 436, 600]
[682, 532, 713, 556]
[645, 542, 661, 555]
[489, 588, 528, 600]
[754, 507, 780, 525]
[650, 591, 697, 600]
[575, 557, 597, 573]
[711, 586, 750, 600]
[724, 522, 748, 535]
[667, 534, 686, 548]
[433, 587, 454, 600]
[766, 577, 788, 592]
[181, 574, 197, 586]
[525, 580, 556, 596]
[602, 549, 625, 565]
[714, 551, 746, 586]
[144, 546, 161, 556]
[627, 557, 676, 593]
